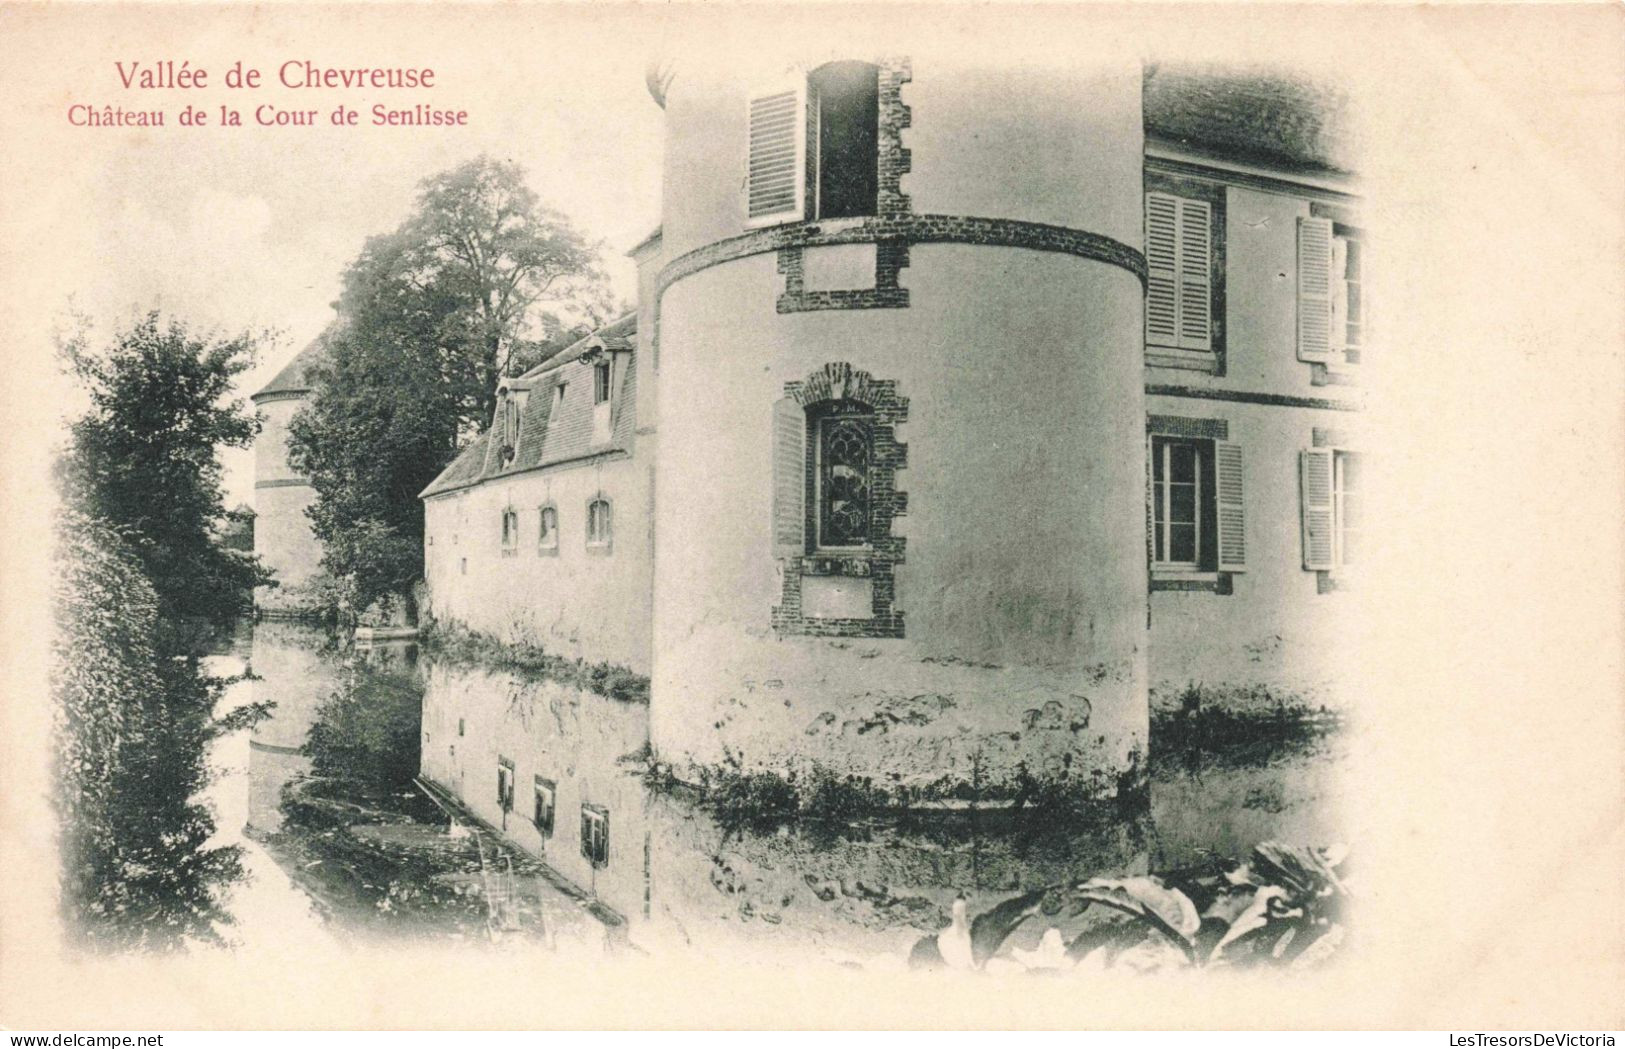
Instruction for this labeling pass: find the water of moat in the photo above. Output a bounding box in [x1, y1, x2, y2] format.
[201, 620, 1345, 964]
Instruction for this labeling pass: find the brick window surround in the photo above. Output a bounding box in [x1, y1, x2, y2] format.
[772, 363, 908, 639]
[777, 56, 913, 314]
[1144, 168, 1227, 376]
[1147, 414, 1234, 595]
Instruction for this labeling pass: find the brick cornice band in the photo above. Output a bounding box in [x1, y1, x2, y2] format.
[254, 478, 313, 490]
[654, 214, 1147, 341]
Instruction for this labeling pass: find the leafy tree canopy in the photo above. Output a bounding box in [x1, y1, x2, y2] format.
[288, 155, 619, 618]
[57, 311, 272, 649]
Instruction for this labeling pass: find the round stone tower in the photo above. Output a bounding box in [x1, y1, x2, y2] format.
[647, 43, 1152, 798]
[250, 332, 328, 618]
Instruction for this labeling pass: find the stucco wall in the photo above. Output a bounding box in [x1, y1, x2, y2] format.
[1145, 395, 1365, 704]
[1143, 183, 1366, 705]
[651, 245, 1148, 787]
[649, 54, 1150, 788]
[422, 454, 654, 675]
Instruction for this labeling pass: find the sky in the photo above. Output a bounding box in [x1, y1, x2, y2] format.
[16, 5, 668, 506]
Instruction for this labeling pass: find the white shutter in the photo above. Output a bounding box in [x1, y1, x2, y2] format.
[1300, 448, 1335, 571]
[1215, 442, 1245, 572]
[1145, 194, 1179, 349]
[771, 397, 805, 557]
[1146, 193, 1212, 353]
[1177, 199, 1213, 351]
[1297, 216, 1334, 362]
[745, 77, 807, 227]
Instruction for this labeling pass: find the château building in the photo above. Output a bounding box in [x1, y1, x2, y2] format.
[407, 50, 1366, 796]
[251, 332, 329, 619]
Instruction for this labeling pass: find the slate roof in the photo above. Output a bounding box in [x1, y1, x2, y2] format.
[1144, 64, 1357, 175]
[252, 327, 333, 400]
[420, 313, 639, 499]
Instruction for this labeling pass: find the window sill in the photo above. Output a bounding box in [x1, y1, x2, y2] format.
[537, 545, 559, 558]
[1147, 347, 1220, 374]
[802, 553, 873, 578]
[1150, 570, 1234, 594]
[586, 542, 613, 557]
[499, 549, 518, 559]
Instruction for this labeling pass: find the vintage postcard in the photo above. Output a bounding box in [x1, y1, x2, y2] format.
[0, 1, 1620, 1032]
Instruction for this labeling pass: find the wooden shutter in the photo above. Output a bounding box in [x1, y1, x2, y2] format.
[1177, 199, 1213, 351]
[1215, 442, 1246, 572]
[771, 397, 805, 557]
[1300, 448, 1335, 571]
[1146, 193, 1212, 352]
[1145, 194, 1179, 348]
[1297, 216, 1334, 362]
[745, 77, 806, 227]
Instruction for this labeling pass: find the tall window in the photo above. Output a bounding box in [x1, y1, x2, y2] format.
[810, 61, 879, 220]
[538, 505, 558, 551]
[586, 497, 612, 548]
[500, 508, 519, 557]
[593, 361, 611, 405]
[1333, 231, 1364, 356]
[813, 403, 873, 548]
[1333, 451, 1361, 567]
[497, 759, 515, 815]
[1151, 436, 1218, 571]
[580, 805, 609, 868]
[746, 61, 879, 226]
[533, 777, 556, 838]
[1144, 191, 1214, 356]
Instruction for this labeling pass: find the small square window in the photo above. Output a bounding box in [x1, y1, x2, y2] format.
[580, 804, 609, 868]
[533, 777, 556, 838]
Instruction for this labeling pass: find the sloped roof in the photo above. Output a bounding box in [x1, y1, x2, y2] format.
[420, 313, 639, 500]
[252, 327, 332, 401]
[1144, 64, 1357, 175]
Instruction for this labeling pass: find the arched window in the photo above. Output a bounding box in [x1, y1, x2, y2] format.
[586, 497, 612, 551]
[810, 400, 874, 548]
[500, 508, 519, 557]
[538, 504, 558, 553]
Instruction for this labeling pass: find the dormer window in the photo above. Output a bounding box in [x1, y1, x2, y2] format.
[499, 394, 520, 461]
[746, 60, 879, 226]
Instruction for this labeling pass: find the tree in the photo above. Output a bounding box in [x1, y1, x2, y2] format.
[57, 311, 273, 649]
[287, 155, 614, 617]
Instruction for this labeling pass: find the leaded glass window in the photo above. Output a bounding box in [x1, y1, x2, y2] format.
[816, 407, 873, 548]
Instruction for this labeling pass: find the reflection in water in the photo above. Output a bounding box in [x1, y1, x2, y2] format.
[242, 622, 1345, 965]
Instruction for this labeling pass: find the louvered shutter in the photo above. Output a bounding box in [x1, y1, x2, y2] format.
[745, 77, 807, 227]
[1300, 448, 1335, 570]
[771, 397, 805, 557]
[1177, 199, 1213, 351]
[1145, 194, 1179, 348]
[1146, 194, 1212, 352]
[1215, 442, 1246, 572]
[1297, 217, 1334, 362]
